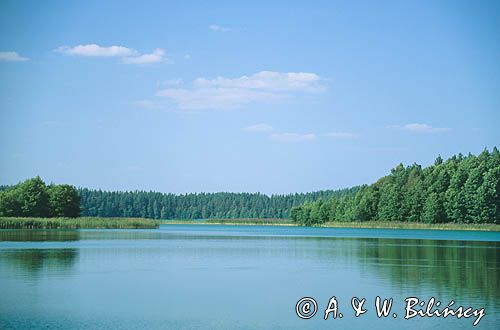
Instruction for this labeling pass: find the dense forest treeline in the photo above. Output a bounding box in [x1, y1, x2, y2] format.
[78, 187, 360, 219]
[291, 148, 500, 225]
[2, 149, 498, 224]
[0, 177, 80, 218]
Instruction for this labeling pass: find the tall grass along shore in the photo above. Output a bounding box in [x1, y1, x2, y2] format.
[162, 218, 500, 231]
[2, 217, 498, 231]
[0, 217, 158, 229]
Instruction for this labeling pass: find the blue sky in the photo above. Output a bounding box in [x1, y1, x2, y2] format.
[1, 0, 499, 194]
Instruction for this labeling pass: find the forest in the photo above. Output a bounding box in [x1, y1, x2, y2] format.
[1, 148, 498, 225]
[291, 148, 500, 225]
[77, 187, 359, 219]
[0, 177, 80, 218]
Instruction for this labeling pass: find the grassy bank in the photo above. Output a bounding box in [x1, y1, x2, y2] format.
[206, 218, 293, 225]
[0, 217, 159, 229]
[6, 216, 495, 231]
[161, 218, 294, 226]
[161, 218, 500, 231]
[321, 221, 500, 231]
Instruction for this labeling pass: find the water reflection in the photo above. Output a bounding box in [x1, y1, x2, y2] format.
[355, 238, 500, 301]
[0, 227, 498, 330]
[0, 230, 80, 242]
[0, 249, 78, 276]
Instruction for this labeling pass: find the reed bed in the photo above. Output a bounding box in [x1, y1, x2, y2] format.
[0, 217, 159, 229]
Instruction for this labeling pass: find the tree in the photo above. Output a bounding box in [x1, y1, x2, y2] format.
[0, 188, 22, 216]
[310, 200, 326, 224]
[444, 164, 468, 223]
[290, 205, 304, 225]
[464, 165, 484, 223]
[288, 148, 499, 226]
[422, 192, 445, 224]
[0, 177, 81, 218]
[353, 185, 379, 221]
[402, 164, 424, 222]
[404, 180, 425, 222]
[377, 183, 402, 221]
[477, 167, 500, 224]
[18, 176, 50, 217]
[48, 184, 81, 218]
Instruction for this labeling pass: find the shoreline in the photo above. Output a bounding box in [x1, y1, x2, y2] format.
[0, 217, 158, 229]
[0, 217, 498, 231]
[160, 219, 500, 232]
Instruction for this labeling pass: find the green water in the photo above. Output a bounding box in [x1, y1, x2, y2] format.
[0, 225, 499, 329]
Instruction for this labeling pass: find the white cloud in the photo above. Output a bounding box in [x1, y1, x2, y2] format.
[158, 87, 283, 110]
[325, 131, 357, 138]
[209, 24, 231, 32]
[391, 123, 451, 133]
[122, 49, 171, 64]
[55, 44, 136, 57]
[270, 132, 316, 142]
[0, 51, 29, 61]
[157, 71, 324, 110]
[245, 123, 274, 133]
[194, 71, 323, 92]
[55, 44, 170, 65]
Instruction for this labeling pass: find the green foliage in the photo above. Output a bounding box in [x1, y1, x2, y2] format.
[477, 166, 500, 224]
[78, 187, 361, 220]
[48, 184, 81, 218]
[4, 148, 499, 226]
[377, 182, 402, 221]
[204, 218, 293, 225]
[18, 177, 50, 217]
[0, 217, 157, 229]
[422, 192, 445, 224]
[0, 188, 22, 217]
[291, 148, 500, 225]
[0, 177, 80, 218]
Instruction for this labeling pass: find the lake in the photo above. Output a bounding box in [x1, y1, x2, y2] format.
[0, 225, 499, 329]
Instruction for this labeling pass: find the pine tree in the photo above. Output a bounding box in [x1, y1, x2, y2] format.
[477, 167, 500, 224]
[422, 192, 445, 224]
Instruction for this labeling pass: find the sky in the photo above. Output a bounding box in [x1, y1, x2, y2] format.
[0, 0, 499, 194]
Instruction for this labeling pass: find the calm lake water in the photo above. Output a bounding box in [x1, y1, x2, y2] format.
[0, 225, 499, 330]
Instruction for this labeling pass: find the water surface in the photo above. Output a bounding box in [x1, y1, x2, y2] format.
[1, 225, 499, 329]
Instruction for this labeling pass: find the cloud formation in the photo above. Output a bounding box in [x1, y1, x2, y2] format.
[55, 44, 170, 64]
[0, 51, 29, 61]
[121, 49, 170, 64]
[157, 71, 324, 110]
[194, 71, 323, 92]
[55, 44, 136, 57]
[158, 87, 282, 110]
[209, 24, 231, 32]
[390, 123, 451, 133]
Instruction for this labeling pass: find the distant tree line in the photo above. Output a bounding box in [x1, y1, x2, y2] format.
[291, 148, 500, 225]
[78, 187, 360, 219]
[0, 177, 80, 218]
[3, 148, 498, 224]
